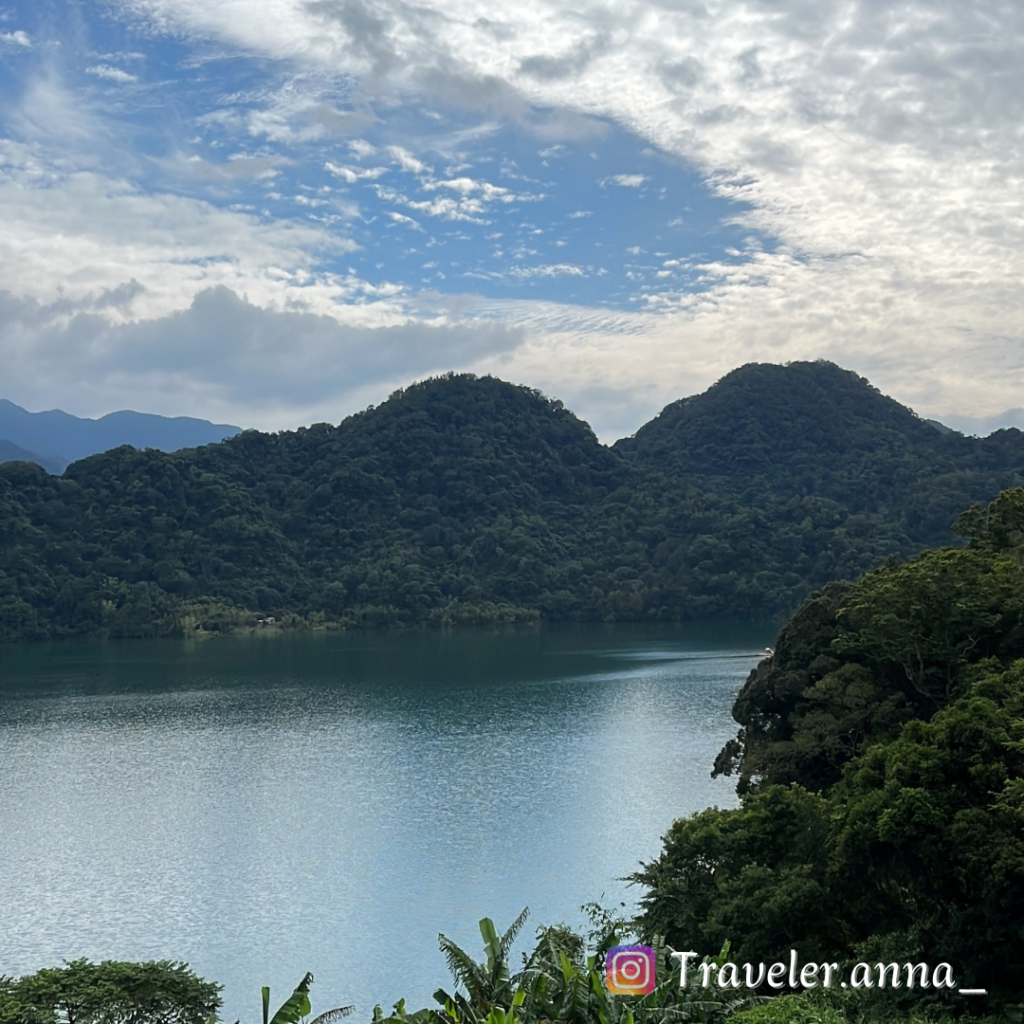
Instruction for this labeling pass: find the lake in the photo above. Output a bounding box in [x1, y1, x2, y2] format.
[0, 622, 771, 1023]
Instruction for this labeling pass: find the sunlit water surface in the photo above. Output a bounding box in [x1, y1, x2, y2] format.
[0, 623, 771, 1022]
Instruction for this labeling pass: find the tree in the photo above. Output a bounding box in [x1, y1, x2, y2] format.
[0, 959, 221, 1024]
[436, 909, 531, 1016]
[831, 663, 1024, 1004]
[953, 486, 1024, 551]
[632, 786, 838, 965]
[832, 547, 1021, 705]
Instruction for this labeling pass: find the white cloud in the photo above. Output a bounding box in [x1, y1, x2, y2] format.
[0, 286, 524, 427]
[406, 195, 487, 222]
[374, 183, 491, 223]
[386, 211, 422, 230]
[1, 30, 31, 48]
[425, 176, 508, 199]
[17, 0, 1024, 429]
[175, 152, 291, 180]
[85, 64, 138, 83]
[508, 263, 585, 278]
[0, 147, 360, 318]
[386, 145, 428, 175]
[11, 72, 112, 151]
[348, 138, 378, 159]
[607, 174, 646, 188]
[466, 245, 1024, 441]
[243, 81, 376, 143]
[94, 51, 146, 61]
[325, 161, 388, 183]
[368, 174, 542, 227]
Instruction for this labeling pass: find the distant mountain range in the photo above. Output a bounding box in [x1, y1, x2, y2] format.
[939, 408, 1024, 436]
[2, 360, 1024, 643]
[0, 438, 67, 476]
[0, 399, 241, 474]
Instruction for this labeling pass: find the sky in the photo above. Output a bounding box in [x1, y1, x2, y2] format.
[0, 0, 1021, 439]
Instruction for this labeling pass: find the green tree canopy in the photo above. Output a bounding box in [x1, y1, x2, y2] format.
[638, 491, 1024, 1011]
[0, 959, 221, 1024]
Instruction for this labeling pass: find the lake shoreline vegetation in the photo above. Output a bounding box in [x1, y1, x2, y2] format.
[3, 361, 1023, 1021]
[5, 360, 1024, 645]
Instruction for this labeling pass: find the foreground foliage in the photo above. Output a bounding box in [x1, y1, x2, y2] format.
[636, 490, 1024, 1012]
[262, 973, 352, 1024]
[0, 959, 222, 1024]
[4, 362, 1024, 642]
[370, 911, 753, 1024]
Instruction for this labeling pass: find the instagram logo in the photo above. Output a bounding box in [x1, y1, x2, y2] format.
[605, 945, 656, 994]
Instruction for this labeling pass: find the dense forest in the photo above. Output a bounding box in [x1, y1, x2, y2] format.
[3, 360, 1024, 642]
[635, 488, 1024, 1012]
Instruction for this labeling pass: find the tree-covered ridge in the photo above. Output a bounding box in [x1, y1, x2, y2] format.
[4, 362, 1024, 643]
[615, 360, 1024, 546]
[636, 489, 1024, 1010]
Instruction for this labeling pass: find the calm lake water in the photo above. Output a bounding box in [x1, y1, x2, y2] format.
[0, 623, 771, 1023]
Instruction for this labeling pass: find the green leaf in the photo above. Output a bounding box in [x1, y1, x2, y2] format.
[268, 973, 314, 1024]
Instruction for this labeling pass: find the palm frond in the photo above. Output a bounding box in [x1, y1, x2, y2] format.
[438, 935, 487, 994]
[309, 1006, 356, 1024]
[499, 908, 530, 959]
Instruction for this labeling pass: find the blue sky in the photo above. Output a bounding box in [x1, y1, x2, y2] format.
[0, 0, 770, 307]
[0, 0, 1021, 437]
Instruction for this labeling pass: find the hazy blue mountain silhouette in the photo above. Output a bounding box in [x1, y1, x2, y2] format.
[0, 399, 241, 471]
[0, 438, 67, 475]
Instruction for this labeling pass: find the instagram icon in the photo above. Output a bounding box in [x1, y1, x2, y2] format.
[605, 945, 656, 994]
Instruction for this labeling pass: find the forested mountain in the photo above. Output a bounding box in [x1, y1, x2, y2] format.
[0, 398, 240, 467]
[3, 362, 1024, 642]
[615, 360, 1024, 546]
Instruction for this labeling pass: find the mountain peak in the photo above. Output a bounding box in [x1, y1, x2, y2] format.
[613, 360, 963, 508]
[326, 372, 623, 504]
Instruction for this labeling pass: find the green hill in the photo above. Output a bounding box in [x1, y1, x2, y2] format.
[3, 362, 1024, 642]
[614, 360, 1024, 545]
